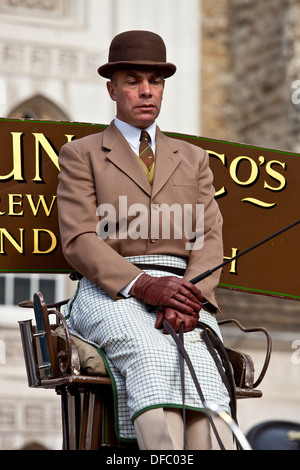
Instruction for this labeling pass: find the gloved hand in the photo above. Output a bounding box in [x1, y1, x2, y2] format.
[131, 273, 203, 314]
[155, 307, 199, 334]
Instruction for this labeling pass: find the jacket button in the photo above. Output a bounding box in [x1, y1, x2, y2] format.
[150, 238, 157, 243]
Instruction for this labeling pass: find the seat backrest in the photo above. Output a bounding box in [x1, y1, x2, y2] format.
[33, 292, 59, 378]
[19, 292, 81, 386]
[218, 318, 272, 390]
[226, 347, 255, 389]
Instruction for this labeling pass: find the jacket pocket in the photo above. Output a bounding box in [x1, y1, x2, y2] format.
[172, 177, 198, 187]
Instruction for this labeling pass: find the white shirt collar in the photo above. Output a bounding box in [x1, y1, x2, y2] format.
[114, 117, 157, 154]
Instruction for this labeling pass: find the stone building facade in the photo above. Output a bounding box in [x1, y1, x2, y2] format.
[202, 0, 300, 152]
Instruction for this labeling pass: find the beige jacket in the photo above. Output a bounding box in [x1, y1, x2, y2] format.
[57, 122, 223, 311]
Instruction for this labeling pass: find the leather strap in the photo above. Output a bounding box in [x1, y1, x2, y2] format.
[200, 326, 237, 422]
[70, 263, 186, 282]
[133, 263, 186, 276]
[163, 319, 238, 450]
[178, 325, 187, 449]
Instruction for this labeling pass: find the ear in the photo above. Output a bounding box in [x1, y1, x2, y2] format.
[107, 81, 117, 102]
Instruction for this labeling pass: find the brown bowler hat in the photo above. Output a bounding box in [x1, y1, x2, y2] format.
[98, 30, 176, 79]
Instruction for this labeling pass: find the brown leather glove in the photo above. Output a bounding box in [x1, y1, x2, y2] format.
[155, 307, 199, 334]
[131, 273, 203, 314]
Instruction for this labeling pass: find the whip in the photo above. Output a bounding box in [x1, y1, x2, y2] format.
[189, 218, 300, 285]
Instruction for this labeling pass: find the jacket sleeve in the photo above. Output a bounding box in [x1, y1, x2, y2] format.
[183, 150, 223, 312]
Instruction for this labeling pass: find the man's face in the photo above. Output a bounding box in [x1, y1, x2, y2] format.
[107, 70, 165, 129]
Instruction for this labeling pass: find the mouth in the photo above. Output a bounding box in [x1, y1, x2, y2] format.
[137, 104, 155, 112]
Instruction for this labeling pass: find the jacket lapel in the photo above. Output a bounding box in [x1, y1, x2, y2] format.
[102, 122, 152, 196]
[151, 128, 182, 198]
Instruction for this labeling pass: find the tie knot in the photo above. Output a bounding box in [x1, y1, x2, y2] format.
[140, 130, 150, 143]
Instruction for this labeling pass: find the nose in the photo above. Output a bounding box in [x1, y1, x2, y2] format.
[139, 79, 152, 97]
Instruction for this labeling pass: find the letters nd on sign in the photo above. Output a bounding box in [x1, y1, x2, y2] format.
[0, 118, 299, 300]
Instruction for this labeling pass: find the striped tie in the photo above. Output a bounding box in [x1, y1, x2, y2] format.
[139, 130, 154, 169]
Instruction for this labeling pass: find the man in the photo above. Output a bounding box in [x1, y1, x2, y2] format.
[57, 30, 234, 450]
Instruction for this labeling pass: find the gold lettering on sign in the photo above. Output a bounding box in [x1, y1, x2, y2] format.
[0, 132, 74, 182]
[32, 133, 74, 181]
[8, 194, 23, 216]
[0, 228, 24, 254]
[0, 128, 75, 259]
[32, 133, 59, 181]
[0, 132, 24, 181]
[33, 229, 57, 255]
[0, 228, 58, 255]
[208, 151, 287, 208]
[230, 156, 259, 186]
[0, 194, 57, 216]
[26, 195, 57, 217]
[223, 248, 239, 274]
[207, 151, 226, 197]
[264, 160, 286, 191]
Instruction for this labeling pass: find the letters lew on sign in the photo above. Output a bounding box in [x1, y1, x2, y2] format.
[0, 118, 299, 300]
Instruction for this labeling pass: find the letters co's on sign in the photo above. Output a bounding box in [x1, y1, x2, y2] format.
[0, 118, 299, 301]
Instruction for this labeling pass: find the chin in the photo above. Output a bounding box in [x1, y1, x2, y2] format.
[135, 117, 156, 129]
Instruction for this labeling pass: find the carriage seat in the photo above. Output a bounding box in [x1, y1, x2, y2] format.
[19, 293, 271, 396]
[18, 292, 272, 449]
[54, 325, 107, 376]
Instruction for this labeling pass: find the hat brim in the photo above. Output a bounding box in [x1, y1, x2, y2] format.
[98, 60, 177, 79]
